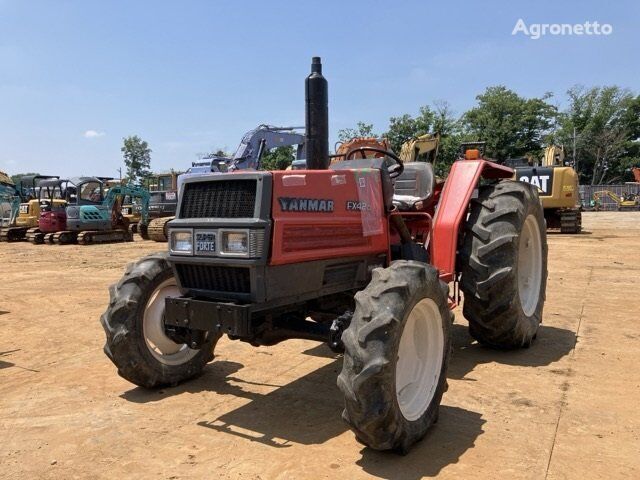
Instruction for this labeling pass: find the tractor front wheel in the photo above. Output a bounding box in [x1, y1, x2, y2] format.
[100, 253, 221, 388]
[337, 261, 452, 452]
[460, 181, 548, 348]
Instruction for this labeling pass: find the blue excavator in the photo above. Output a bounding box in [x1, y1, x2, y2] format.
[144, 124, 305, 242]
[36, 177, 150, 245]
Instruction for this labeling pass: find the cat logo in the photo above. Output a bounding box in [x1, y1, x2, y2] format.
[517, 167, 554, 195]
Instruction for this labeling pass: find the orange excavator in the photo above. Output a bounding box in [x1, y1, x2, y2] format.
[332, 137, 390, 163]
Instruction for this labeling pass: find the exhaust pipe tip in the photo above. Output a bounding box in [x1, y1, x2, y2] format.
[305, 57, 329, 170]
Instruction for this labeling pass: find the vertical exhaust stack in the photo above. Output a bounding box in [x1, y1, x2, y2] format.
[305, 57, 329, 169]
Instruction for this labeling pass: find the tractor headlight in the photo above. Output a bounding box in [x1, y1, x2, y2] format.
[169, 229, 193, 255]
[217, 229, 265, 258]
[219, 230, 249, 256]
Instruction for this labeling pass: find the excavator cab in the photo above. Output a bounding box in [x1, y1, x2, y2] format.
[37, 179, 70, 236]
[65, 177, 111, 231]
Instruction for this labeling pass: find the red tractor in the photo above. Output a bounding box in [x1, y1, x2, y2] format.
[101, 58, 548, 453]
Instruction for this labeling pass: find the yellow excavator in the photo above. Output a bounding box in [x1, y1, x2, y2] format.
[0, 175, 67, 242]
[398, 133, 440, 163]
[511, 145, 582, 233]
[592, 190, 640, 210]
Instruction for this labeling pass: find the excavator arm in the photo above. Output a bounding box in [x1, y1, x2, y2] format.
[398, 134, 440, 164]
[104, 185, 150, 225]
[230, 125, 305, 170]
[0, 183, 20, 227]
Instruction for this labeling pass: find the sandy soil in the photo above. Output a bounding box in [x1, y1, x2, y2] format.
[1, 212, 639, 479]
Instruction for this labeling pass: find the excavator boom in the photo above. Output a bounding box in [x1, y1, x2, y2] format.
[398, 133, 440, 163]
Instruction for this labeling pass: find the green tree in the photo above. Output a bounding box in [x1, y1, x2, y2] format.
[10, 172, 40, 186]
[557, 86, 635, 184]
[383, 102, 463, 176]
[121, 135, 152, 184]
[199, 149, 230, 159]
[337, 122, 376, 143]
[261, 146, 295, 170]
[462, 86, 557, 162]
[621, 95, 640, 180]
[384, 106, 437, 153]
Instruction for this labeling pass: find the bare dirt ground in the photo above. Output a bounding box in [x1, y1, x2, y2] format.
[1, 212, 639, 480]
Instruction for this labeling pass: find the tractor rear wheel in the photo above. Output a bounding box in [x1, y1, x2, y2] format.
[100, 253, 221, 388]
[460, 181, 548, 348]
[338, 261, 452, 452]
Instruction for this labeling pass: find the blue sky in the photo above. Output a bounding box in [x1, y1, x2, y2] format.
[1, 0, 638, 177]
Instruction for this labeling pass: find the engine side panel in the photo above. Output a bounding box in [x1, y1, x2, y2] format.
[270, 170, 389, 265]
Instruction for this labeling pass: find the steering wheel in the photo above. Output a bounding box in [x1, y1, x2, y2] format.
[344, 147, 404, 179]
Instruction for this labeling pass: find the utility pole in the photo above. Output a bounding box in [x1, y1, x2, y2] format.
[117, 167, 122, 181]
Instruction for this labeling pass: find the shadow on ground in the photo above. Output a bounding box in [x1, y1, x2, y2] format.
[448, 323, 576, 380]
[119, 323, 572, 471]
[547, 230, 592, 236]
[356, 405, 485, 479]
[0, 349, 20, 370]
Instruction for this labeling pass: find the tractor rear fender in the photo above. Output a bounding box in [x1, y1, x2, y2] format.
[431, 159, 513, 282]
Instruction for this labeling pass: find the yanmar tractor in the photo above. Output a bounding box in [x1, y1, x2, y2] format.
[101, 58, 548, 453]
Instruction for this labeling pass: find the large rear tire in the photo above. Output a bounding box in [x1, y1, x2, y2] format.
[337, 261, 452, 452]
[100, 253, 221, 388]
[460, 181, 548, 348]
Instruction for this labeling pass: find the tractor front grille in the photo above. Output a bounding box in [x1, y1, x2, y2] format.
[180, 180, 257, 219]
[176, 264, 251, 293]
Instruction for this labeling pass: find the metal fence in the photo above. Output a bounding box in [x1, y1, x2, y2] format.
[579, 184, 640, 210]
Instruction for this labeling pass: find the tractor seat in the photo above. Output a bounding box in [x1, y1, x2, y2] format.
[392, 162, 435, 211]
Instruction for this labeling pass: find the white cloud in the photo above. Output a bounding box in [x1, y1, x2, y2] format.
[83, 130, 106, 138]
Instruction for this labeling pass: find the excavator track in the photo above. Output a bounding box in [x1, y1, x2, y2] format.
[52, 231, 78, 245]
[43, 233, 55, 244]
[147, 216, 173, 242]
[26, 228, 45, 244]
[138, 223, 149, 240]
[76, 229, 133, 245]
[560, 209, 582, 234]
[0, 227, 27, 242]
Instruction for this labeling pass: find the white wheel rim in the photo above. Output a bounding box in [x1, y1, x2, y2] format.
[395, 298, 444, 421]
[143, 278, 198, 366]
[518, 214, 543, 317]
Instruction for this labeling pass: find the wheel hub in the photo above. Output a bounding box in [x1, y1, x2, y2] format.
[395, 298, 444, 421]
[517, 214, 543, 317]
[143, 278, 198, 366]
